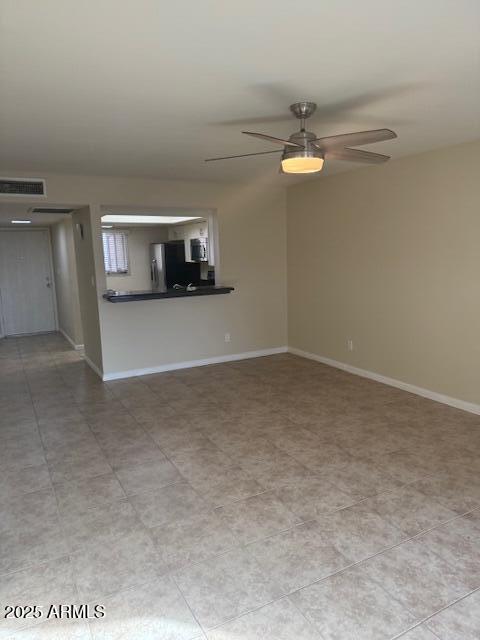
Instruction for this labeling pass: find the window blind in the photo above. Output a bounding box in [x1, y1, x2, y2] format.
[102, 231, 129, 274]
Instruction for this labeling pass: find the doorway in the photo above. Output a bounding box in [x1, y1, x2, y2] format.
[0, 229, 57, 336]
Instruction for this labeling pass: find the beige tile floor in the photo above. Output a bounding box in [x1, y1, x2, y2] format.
[1, 333, 479, 639]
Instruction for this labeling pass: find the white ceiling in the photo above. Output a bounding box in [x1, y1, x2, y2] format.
[0, 0, 478, 183]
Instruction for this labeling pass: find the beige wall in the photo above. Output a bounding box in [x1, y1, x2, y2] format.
[71, 206, 103, 372]
[51, 218, 83, 346]
[287, 139, 480, 405]
[105, 226, 169, 291]
[0, 173, 287, 376]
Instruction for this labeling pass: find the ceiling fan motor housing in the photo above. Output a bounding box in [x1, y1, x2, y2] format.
[283, 130, 323, 162]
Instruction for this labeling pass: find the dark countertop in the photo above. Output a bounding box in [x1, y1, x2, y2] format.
[103, 285, 234, 303]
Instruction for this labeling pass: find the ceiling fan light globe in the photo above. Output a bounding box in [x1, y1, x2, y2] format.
[281, 155, 324, 174]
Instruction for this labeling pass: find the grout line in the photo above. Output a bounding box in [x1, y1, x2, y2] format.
[171, 572, 207, 637]
[145, 494, 480, 633]
[391, 584, 480, 639]
[282, 503, 480, 592]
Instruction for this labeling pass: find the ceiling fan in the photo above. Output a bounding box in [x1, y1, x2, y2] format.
[205, 101, 397, 174]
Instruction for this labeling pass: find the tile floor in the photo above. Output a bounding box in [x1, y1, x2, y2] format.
[1, 332, 479, 639]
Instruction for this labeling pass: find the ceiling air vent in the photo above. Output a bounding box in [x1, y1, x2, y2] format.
[0, 177, 46, 197]
[31, 208, 73, 214]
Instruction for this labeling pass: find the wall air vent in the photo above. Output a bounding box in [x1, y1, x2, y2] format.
[31, 208, 73, 214]
[0, 177, 46, 197]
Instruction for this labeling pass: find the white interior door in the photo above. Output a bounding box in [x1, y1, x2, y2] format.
[0, 230, 56, 336]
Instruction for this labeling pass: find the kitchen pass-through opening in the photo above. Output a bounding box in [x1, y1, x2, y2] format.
[100, 207, 219, 294]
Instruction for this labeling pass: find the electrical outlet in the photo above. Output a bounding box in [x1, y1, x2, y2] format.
[224, 333, 231, 343]
[347, 339, 354, 351]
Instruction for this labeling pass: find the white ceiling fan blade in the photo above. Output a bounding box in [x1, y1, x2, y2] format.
[242, 131, 304, 148]
[325, 147, 391, 163]
[314, 128, 397, 149]
[205, 150, 282, 162]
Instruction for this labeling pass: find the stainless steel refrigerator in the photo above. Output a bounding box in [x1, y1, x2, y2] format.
[150, 243, 167, 292]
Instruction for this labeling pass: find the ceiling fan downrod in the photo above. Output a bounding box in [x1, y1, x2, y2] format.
[289, 102, 317, 132]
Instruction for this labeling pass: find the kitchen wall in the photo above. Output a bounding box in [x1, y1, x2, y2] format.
[0, 172, 287, 376]
[51, 218, 83, 347]
[287, 139, 480, 406]
[168, 219, 212, 279]
[168, 219, 208, 262]
[105, 226, 169, 291]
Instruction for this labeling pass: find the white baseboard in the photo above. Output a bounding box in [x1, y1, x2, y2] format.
[288, 347, 480, 416]
[83, 354, 103, 379]
[59, 328, 84, 351]
[102, 346, 288, 381]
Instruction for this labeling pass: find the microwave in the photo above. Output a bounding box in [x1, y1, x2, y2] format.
[190, 237, 208, 262]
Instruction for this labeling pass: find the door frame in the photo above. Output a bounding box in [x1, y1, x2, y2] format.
[0, 227, 59, 338]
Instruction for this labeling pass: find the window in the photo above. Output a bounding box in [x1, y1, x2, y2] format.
[102, 231, 129, 275]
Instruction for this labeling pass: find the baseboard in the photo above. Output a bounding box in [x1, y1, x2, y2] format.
[288, 347, 480, 416]
[59, 328, 84, 351]
[83, 354, 104, 379]
[102, 346, 288, 381]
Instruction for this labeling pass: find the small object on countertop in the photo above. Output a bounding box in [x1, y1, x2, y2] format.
[186, 283, 197, 291]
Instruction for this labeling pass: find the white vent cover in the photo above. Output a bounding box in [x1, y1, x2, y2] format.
[0, 177, 47, 197]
